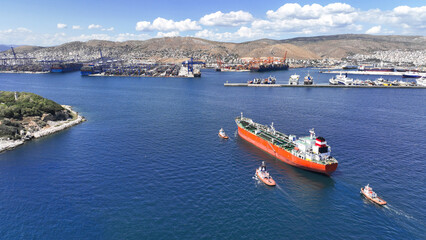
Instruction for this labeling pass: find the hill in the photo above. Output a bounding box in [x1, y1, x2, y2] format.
[281, 34, 426, 58]
[3, 34, 426, 62]
[0, 91, 71, 139]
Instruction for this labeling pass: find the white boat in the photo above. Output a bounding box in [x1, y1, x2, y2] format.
[304, 73, 313, 85]
[416, 77, 426, 87]
[374, 77, 392, 86]
[289, 74, 300, 85]
[353, 79, 364, 85]
[263, 76, 276, 84]
[329, 72, 353, 85]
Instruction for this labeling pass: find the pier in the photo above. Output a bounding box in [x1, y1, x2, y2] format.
[319, 70, 423, 76]
[224, 83, 426, 89]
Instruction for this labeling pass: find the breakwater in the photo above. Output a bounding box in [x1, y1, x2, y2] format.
[224, 83, 426, 89]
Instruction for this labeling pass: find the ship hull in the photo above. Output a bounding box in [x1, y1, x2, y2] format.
[237, 125, 337, 175]
[250, 64, 289, 72]
[256, 170, 276, 186]
[361, 68, 394, 72]
[50, 68, 63, 73]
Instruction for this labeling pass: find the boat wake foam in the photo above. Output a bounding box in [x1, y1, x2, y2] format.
[384, 204, 415, 220]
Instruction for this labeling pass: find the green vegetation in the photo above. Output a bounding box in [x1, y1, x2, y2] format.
[0, 119, 22, 140]
[0, 91, 64, 120]
[0, 91, 71, 139]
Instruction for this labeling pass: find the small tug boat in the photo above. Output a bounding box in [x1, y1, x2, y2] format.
[218, 128, 229, 139]
[304, 72, 313, 85]
[360, 184, 387, 206]
[256, 161, 276, 186]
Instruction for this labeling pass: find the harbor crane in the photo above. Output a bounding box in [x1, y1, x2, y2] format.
[182, 57, 205, 74]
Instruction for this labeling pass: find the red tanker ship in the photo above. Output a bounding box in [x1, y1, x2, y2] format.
[236, 113, 338, 175]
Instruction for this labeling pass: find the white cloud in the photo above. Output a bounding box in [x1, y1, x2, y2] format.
[390, 6, 426, 31]
[3, 3, 426, 45]
[136, 21, 151, 31]
[366, 25, 381, 34]
[0, 27, 150, 46]
[88, 24, 102, 29]
[156, 31, 180, 37]
[261, 3, 359, 34]
[200, 11, 253, 26]
[358, 6, 426, 34]
[136, 17, 201, 32]
[195, 27, 272, 41]
[266, 3, 354, 20]
[115, 33, 150, 41]
[57, 23, 67, 29]
[102, 27, 114, 31]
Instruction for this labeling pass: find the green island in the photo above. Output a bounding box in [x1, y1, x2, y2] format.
[0, 91, 85, 151]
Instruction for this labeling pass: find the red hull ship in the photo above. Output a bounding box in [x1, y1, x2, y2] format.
[236, 113, 338, 175]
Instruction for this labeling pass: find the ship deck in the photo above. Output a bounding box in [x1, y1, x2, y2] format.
[239, 120, 295, 151]
[238, 118, 338, 165]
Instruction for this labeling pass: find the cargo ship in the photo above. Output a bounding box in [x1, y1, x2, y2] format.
[249, 63, 289, 72]
[80, 65, 102, 76]
[50, 63, 83, 73]
[249, 52, 289, 72]
[236, 113, 338, 175]
[358, 65, 394, 72]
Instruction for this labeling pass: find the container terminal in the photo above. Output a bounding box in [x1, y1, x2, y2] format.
[82, 56, 204, 78]
[0, 47, 204, 77]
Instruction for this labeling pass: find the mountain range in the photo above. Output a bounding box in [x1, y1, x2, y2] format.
[2, 34, 426, 62]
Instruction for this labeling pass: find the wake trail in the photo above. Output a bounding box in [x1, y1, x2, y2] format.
[384, 204, 415, 220]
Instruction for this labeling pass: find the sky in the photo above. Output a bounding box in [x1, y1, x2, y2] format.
[0, 0, 425, 46]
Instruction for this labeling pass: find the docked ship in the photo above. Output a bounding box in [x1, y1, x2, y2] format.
[304, 73, 313, 85]
[250, 62, 289, 72]
[289, 74, 300, 85]
[358, 65, 394, 72]
[249, 52, 289, 72]
[236, 113, 338, 175]
[402, 72, 422, 78]
[80, 65, 103, 76]
[329, 72, 353, 85]
[50, 63, 83, 73]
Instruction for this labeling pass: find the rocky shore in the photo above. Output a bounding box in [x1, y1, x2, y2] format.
[0, 105, 85, 153]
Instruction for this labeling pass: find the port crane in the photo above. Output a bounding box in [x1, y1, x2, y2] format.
[182, 57, 205, 74]
[0, 47, 35, 66]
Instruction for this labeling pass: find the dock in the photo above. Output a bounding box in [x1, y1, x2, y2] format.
[224, 83, 426, 89]
[319, 70, 420, 76]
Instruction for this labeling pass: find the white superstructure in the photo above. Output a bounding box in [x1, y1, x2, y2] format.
[289, 74, 300, 85]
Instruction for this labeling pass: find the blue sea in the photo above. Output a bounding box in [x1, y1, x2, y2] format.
[0, 69, 425, 239]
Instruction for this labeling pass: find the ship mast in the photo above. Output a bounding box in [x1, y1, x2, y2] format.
[309, 128, 315, 139]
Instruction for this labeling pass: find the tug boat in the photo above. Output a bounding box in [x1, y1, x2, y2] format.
[256, 161, 276, 186]
[236, 113, 338, 175]
[304, 72, 313, 85]
[360, 184, 387, 206]
[218, 128, 229, 139]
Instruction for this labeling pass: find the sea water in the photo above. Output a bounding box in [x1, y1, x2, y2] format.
[0, 69, 424, 239]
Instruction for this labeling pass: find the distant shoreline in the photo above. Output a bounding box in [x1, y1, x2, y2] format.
[0, 105, 85, 153]
[0, 71, 48, 74]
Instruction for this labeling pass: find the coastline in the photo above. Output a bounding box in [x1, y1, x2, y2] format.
[0, 71, 49, 74]
[0, 105, 85, 153]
